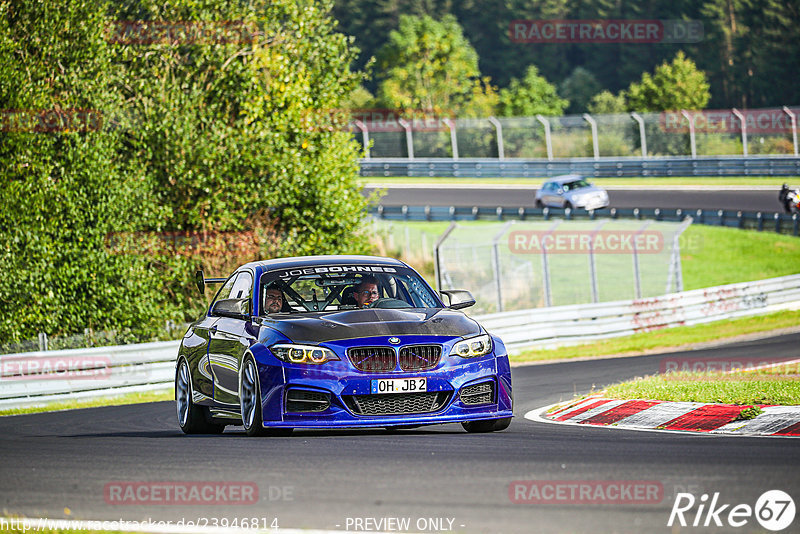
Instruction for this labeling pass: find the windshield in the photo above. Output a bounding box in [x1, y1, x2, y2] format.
[563, 179, 591, 191]
[259, 265, 441, 314]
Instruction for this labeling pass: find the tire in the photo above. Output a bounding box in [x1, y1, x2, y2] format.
[564, 201, 574, 210]
[176, 359, 225, 434]
[461, 417, 512, 433]
[535, 199, 544, 208]
[240, 356, 292, 437]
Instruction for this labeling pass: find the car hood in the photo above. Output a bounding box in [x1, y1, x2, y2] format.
[258, 308, 482, 344]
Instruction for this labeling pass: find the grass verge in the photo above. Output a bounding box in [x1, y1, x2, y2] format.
[511, 309, 800, 364]
[681, 225, 800, 290]
[603, 364, 800, 405]
[0, 388, 172, 417]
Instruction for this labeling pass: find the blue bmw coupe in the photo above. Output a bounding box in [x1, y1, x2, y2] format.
[175, 255, 513, 436]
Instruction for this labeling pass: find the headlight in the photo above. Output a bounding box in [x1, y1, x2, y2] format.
[270, 344, 340, 365]
[450, 334, 492, 358]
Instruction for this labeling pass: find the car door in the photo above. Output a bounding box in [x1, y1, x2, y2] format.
[543, 182, 559, 206]
[207, 270, 257, 408]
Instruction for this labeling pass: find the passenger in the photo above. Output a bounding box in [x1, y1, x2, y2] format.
[264, 284, 285, 314]
[352, 276, 380, 308]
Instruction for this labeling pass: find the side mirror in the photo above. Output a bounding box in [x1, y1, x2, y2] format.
[212, 298, 250, 319]
[439, 290, 476, 310]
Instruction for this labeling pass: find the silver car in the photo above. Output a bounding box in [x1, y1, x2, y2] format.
[535, 175, 609, 210]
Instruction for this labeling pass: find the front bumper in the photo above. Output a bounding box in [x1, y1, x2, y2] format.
[575, 196, 609, 210]
[252, 336, 513, 429]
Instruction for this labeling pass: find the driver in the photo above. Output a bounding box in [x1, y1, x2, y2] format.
[264, 283, 285, 314]
[352, 276, 380, 308]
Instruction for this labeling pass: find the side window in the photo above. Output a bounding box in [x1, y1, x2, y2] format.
[230, 272, 253, 300]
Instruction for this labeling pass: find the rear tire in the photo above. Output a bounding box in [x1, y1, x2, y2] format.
[461, 417, 512, 433]
[176, 359, 225, 434]
[240, 356, 293, 437]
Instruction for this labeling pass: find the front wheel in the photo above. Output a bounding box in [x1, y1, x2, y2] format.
[240, 356, 292, 437]
[176, 359, 225, 434]
[461, 417, 512, 433]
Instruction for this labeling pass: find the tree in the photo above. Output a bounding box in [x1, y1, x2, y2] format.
[375, 14, 490, 115]
[560, 67, 602, 114]
[587, 91, 627, 114]
[0, 0, 169, 342]
[0, 0, 373, 342]
[625, 51, 711, 111]
[497, 65, 568, 117]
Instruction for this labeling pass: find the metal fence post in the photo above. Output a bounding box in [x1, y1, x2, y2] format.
[491, 221, 514, 312]
[353, 120, 370, 160]
[680, 110, 696, 158]
[488, 116, 504, 159]
[540, 221, 561, 306]
[588, 220, 606, 302]
[536, 114, 553, 161]
[398, 118, 414, 160]
[732, 108, 748, 156]
[434, 222, 458, 291]
[38, 332, 49, 351]
[632, 221, 653, 299]
[583, 113, 599, 160]
[443, 118, 459, 160]
[631, 112, 647, 157]
[783, 106, 798, 156]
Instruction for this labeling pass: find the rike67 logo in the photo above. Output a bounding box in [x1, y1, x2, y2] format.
[669, 490, 795, 531]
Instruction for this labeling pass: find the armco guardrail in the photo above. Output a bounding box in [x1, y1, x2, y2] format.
[360, 156, 800, 178]
[475, 274, 800, 352]
[373, 205, 800, 236]
[2, 274, 799, 409]
[0, 340, 179, 410]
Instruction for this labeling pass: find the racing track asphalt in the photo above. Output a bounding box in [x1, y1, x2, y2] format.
[362, 186, 783, 213]
[1, 332, 798, 534]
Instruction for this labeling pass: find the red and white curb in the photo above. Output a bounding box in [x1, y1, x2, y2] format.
[526, 396, 800, 437]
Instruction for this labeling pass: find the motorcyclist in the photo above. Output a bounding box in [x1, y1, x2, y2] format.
[780, 184, 800, 214]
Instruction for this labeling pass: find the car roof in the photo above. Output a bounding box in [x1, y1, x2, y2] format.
[544, 174, 585, 184]
[239, 255, 408, 273]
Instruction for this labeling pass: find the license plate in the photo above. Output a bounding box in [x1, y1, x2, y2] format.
[371, 378, 427, 394]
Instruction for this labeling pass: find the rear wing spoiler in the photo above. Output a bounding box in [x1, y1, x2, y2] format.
[195, 270, 226, 295]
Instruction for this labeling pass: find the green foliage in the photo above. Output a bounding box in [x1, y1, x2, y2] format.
[560, 67, 601, 114]
[497, 65, 567, 117]
[587, 91, 627, 114]
[0, 0, 169, 342]
[342, 85, 377, 110]
[376, 14, 489, 115]
[0, 0, 371, 342]
[625, 51, 711, 112]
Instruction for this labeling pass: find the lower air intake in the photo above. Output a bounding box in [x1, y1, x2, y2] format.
[343, 391, 452, 416]
[460, 381, 494, 405]
[285, 389, 331, 413]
